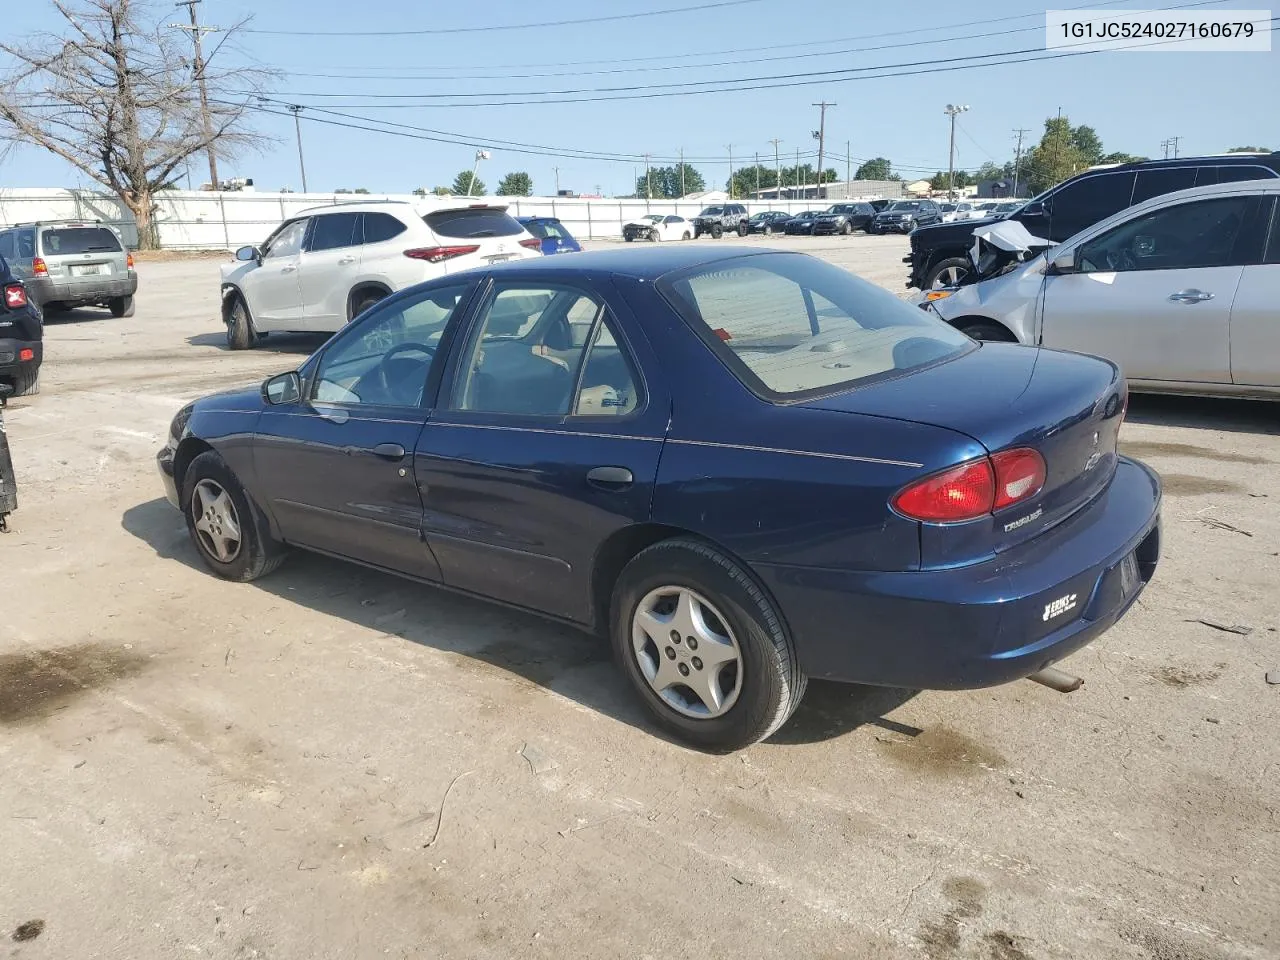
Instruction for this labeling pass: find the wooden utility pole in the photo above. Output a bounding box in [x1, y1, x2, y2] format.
[845, 140, 851, 194]
[173, 0, 220, 189]
[679, 146, 685, 197]
[1012, 127, 1031, 195]
[768, 138, 782, 198]
[288, 105, 308, 192]
[726, 144, 734, 199]
[811, 101, 835, 200]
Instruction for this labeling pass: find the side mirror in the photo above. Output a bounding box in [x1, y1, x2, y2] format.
[235, 245, 261, 262]
[1022, 201, 1045, 217]
[262, 371, 301, 405]
[1049, 251, 1077, 275]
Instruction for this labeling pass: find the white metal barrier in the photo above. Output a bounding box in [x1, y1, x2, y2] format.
[0, 188, 899, 250]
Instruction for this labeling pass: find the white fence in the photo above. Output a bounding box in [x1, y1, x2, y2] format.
[0, 188, 899, 250]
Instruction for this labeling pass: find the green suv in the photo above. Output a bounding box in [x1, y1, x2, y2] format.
[0, 220, 138, 317]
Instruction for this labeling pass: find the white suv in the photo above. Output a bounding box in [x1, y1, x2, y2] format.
[219, 199, 542, 349]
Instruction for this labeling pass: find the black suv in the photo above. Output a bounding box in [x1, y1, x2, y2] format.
[869, 199, 943, 234]
[0, 257, 43, 397]
[906, 152, 1280, 289]
[692, 203, 749, 238]
[813, 202, 876, 235]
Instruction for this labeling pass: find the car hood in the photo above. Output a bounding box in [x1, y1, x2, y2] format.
[194, 383, 266, 414]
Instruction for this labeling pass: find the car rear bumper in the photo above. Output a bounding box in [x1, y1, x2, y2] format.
[29, 273, 137, 306]
[0, 337, 42, 377]
[753, 456, 1162, 689]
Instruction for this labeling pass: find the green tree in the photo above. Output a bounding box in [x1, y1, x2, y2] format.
[1022, 116, 1087, 193]
[854, 157, 893, 180]
[412, 187, 428, 197]
[451, 170, 486, 195]
[1099, 151, 1147, 165]
[496, 171, 533, 196]
[974, 161, 1006, 182]
[353, 187, 371, 194]
[1227, 145, 1271, 153]
[635, 164, 705, 198]
[729, 164, 777, 198]
[928, 170, 971, 191]
[1070, 125, 1104, 165]
[431, 186, 451, 196]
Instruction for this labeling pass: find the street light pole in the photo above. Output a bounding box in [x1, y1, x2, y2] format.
[679, 146, 686, 197]
[468, 149, 490, 197]
[288, 105, 308, 192]
[768, 138, 782, 199]
[726, 144, 734, 199]
[944, 103, 970, 200]
[811, 101, 835, 201]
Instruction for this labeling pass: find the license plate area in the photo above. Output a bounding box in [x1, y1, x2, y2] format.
[484, 255, 513, 264]
[1118, 551, 1139, 599]
[70, 263, 107, 277]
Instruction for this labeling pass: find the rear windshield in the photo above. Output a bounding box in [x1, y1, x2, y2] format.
[424, 208, 523, 239]
[41, 227, 122, 255]
[659, 253, 971, 399]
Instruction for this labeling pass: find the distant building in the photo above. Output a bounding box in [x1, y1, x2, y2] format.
[903, 179, 933, 196]
[683, 190, 729, 203]
[976, 179, 1034, 199]
[750, 179, 905, 201]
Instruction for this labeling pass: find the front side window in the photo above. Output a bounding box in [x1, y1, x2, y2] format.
[313, 284, 468, 407]
[664, 216, 683, 224]
[1131, 168, 1197, 204]
[308, 212, 361, 252]
[263, 219, 307, 259]
[451, 283, 635, 417]
[1077, 196, 1254, 273]
[660, 253, 971, 399]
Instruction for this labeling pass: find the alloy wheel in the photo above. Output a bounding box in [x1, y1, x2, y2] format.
[191, 478, 242, 563]
[931, 264, 970, 288]
[631, 586, 743, 719]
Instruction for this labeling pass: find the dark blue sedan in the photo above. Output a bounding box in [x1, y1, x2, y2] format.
[158, 247, 1160, 751]
[516, 216, 582, 255]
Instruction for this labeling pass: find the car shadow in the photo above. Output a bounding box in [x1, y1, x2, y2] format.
[185, 331, 328, 355]
[1124, 393, 1280, 436]
[42, 307, 116, 325]
[120, 497, 913, 748]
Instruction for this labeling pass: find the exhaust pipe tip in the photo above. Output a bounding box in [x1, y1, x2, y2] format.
[1027, 666, 1084, 693]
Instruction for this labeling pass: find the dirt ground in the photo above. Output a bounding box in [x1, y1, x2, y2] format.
[2, 234, 1277, 960]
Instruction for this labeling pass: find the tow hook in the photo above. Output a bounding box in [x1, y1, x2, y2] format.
[1027, 666, 1083, 693]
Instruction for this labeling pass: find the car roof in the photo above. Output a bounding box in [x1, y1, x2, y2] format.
[481, 244, 792, 280]
[517, 215, 560, 223]
[296, 198, 512, 217]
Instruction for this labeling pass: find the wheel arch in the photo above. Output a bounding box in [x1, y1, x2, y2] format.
[588, 522, 791, 641]
[347, 281, 393, 320]
[173, 436, 215, 497]
[948, 314, 1019, 342]
[220, 283, 244, 323]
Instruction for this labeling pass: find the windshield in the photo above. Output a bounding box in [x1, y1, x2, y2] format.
[887, 202, 922, 212]
[699, 207, 724, 216]
[659, 253, 971, 399]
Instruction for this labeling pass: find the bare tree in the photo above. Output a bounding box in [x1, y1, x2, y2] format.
[0, 0, 272, 248]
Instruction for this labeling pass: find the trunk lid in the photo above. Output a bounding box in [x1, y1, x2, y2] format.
[804, 343, 1126, 566]
[419, 205, 542, 272]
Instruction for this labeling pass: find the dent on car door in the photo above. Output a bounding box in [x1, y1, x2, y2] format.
[244, 218, 308, 326]
[413, 278, 669, 623]
[252, 282, 475, 578]
[1041, 195, 1258, 384]
[1228, 196, 1280, 386]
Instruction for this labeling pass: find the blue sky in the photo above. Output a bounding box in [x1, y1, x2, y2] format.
[1, 0, 1276, 195]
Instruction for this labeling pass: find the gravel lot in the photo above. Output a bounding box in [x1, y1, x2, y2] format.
[2, 233, 1278, 960]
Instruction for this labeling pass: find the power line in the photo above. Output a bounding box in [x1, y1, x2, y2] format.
[242, 0, 765, 36]
[170, 0, 220, 188]
[248, 16, 1278, 110]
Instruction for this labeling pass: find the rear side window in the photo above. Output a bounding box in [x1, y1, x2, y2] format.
[41, 227, 122, 255]
[1132, 168, 1197, 204]
[363, 212, 408, 244]
[0, 231, 13, 260]
[309, 212, 361, 251]
[660, 253, 972, 399]
[1215, 166, 1275, 184]
[424, 208, 523, 239]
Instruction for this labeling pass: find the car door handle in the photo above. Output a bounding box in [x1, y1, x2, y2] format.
[1168, 289, 1214, 303]
[371, 442, 406, 461]
[337, 256, 356, 265]
[587, 466, 634, 488]
[280, 264, 297, 273]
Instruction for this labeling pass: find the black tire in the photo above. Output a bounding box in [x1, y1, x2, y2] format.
[682, 231, 691, 241]
[649, 228, 660, 243]
[43, 302, 69, 315]
[841, 221, 852, 235]
[957, 319, 1017, 343]
[624, 236, 634, 242]
[737, 222, 748, 237]
[12, 366, 40, 397]
[350, 291, 385, 319]
[225, 293, 256, 350]
[108, 295, 135, 318]
[692, 228, 702, 239]
[923, 257, 972, 290]
[610, 538, 806, 752]
[711, 224, 724, 239]
[763, 225, 772, 236]
[182, 450, 287, 582]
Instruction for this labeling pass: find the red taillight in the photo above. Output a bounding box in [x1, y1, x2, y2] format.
[18, 348, 34, 362]
[127, 252, 135, 269]
[893, 458, 995, 523]
[403, 245, 480, 263]
[990, 448, 1046, 510]
[32, 257, 48, 277]
[4, 284, 27, 308]
[893, 447, 1045, 523]
[518, 237, 542, 250]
